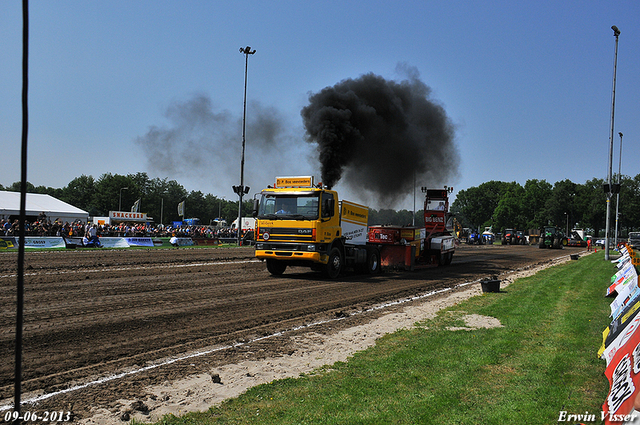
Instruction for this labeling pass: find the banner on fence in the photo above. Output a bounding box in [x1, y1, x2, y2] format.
[611, 279, 640, 321]
[98, 237, 130, 248]
[601, 301, 640, 360]
[170, 236, 194, 247]
[603, 322, 640, 424]
[0, 237, 16, 249]
[608, 263, 638, 296]
[23, 237, 66, 249]
[124, 237, 154, 247]
[602, 244, 640, 424]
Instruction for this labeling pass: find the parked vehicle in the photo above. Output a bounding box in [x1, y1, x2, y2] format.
[468, 229, 484, 245]
[482, 227, 495, 245]
[527, 228, 541, 245]
[539, 226, 567, 249]
[629, 232, 640, 250]
[566, 230, 587, 247]
[502, 228, 516, 245]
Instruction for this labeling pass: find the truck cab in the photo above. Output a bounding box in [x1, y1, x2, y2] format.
[253, 176, 377, 278]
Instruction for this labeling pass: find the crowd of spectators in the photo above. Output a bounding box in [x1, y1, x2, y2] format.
[0, 212, 250, 240]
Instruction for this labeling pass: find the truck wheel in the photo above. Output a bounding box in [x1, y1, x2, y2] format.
[444, 252, 453, 265]
[323, 247, 342, 279]
[266, 259, 287, 275]
[366, 248, 381, 274]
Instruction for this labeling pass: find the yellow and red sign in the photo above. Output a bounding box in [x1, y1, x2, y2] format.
[275, 176, 314, 188]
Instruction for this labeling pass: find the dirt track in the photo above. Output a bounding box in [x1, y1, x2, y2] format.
[0, 244, 578, 421]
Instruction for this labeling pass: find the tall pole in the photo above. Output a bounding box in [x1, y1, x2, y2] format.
[615, 132, 623, 246]
[119, 187, 128, 212]
[605, 25, 620, 261]
[237, 46, 256, 246]
[412, 170, 416, 226]
[15, 0, 29, 418]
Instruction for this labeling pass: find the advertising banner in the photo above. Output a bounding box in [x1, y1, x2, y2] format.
[0, 237, 16, 249]
[170, 237, 194, 246]
[603, 324, 640, 424]
[99, 237, 130, 248]
[124, 237, 154, 247]
[600, 301, 640, 360]
[603, 308, 640, 366]
[608, 263, 638, 296]
[23, 237, 66, 249]
[611, 276, 640, 320]
[600, 245, 640, 423]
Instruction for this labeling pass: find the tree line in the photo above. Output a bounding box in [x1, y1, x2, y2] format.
[3, 173, 639, 237]
[450, 175, 640, 237]
[1, 172, 253, 226]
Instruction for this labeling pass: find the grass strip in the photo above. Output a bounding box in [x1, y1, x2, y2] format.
[137, 252, 614, 425]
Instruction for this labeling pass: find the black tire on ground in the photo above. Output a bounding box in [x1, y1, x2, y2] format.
[366, 248, 381, 274]
[444, 252, 453, 265]
[323, 247, 343, 279]
[266, 259, 287, 275]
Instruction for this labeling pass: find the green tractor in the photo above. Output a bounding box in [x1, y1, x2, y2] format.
[538, 226, 567, 249]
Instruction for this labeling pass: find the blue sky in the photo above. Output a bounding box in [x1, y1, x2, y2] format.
[1, 1, 639, 210]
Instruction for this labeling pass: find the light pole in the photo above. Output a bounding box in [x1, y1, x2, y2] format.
[235, 46, 256, 246]
[218, 197, 225, 219]
[605, 25, 620, 261]
[119, 187, 128, 212]
[615, 132, 623, 246]
[412, 171, 416, 226]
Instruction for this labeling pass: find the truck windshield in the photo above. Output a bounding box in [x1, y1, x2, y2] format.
[426, 199, 446, 211]
[258, 194, 319, 220]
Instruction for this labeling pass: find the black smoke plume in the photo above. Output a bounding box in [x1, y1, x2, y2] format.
[301, 68, 459, 207]
[135, 94, 308, 194]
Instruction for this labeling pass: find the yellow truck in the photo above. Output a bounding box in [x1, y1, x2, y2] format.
[253, 176, 380, 278]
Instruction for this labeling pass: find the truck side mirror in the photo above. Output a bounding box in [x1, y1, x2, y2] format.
[252, 199, 259, 217]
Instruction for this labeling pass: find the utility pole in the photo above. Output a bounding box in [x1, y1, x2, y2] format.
[605, 25, 620, 261]
[615, 132, 623, 246]
[235, 46, 256, 246]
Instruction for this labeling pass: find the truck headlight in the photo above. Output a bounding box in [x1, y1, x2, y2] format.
[306, 244, 316, 251]
[256, 243, 264, 249]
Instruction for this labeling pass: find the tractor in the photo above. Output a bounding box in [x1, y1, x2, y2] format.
[538, 226, 567, 249]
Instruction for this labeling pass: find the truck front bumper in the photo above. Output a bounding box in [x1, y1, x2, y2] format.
[254, 242, 329, 264]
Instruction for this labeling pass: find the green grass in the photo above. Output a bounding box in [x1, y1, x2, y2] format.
[136, 252, 614, 425]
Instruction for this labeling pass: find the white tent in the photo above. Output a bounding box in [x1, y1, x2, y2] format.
[0, 191, 88, 224]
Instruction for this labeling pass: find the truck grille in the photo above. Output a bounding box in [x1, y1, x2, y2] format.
[260, 227, 313, 242]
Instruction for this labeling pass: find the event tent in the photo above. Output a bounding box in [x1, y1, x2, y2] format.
[0, 191, 88, 224]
